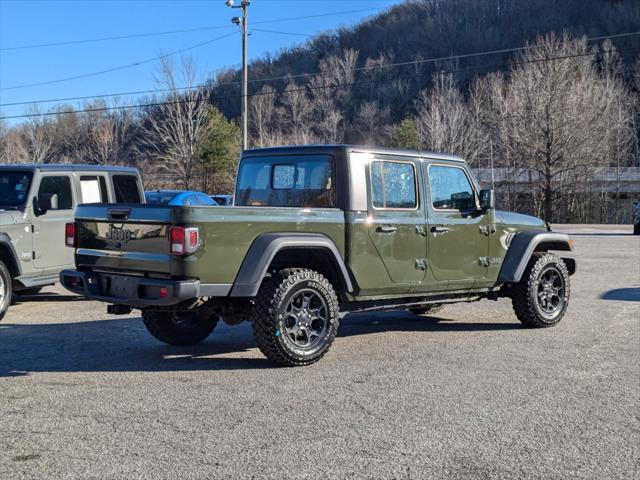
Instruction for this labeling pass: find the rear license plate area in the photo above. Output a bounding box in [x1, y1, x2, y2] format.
[105, 275, 137, 299]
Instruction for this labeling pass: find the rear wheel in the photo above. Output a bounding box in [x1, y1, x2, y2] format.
[511, 253, 570, 328]
[253, 268, 340, 366]
[142, 309, 219, 346]
[0, 260, 11, 322]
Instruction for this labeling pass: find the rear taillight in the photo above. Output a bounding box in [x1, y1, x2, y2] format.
[65, 222, 76, 248]
[169, 227, 199, 255]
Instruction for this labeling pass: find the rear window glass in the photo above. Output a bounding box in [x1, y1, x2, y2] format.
[113, 175, 141, 203]
[145, 192, 177, 205]
[236, 155, 335, 207]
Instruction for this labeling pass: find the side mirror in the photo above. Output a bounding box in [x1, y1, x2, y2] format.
[35, 193, 58, 215]
[479, 189, 494, 211]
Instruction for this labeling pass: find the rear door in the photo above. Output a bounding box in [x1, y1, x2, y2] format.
[424, 162, 490, 289]
[33, 174, 75, 270]
[367, 155, 427, 288]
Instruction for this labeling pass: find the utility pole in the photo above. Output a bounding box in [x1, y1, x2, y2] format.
[226, 0, 250, 151]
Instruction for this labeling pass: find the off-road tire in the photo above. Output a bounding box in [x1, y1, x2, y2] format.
[511, 252, 570, 328]
[142, 309, 219, 346]
[410, 304, 444, 316]
[0, 260, 11, 322]
[253, 268, 340, 367]
[15, 287, 43, 296]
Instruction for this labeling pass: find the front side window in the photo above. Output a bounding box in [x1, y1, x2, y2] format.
[0, 171, 33, 208]
[370, 160, 417, 209]
[429, 165, 475, 210]
[236, 155, 335, 207]
[113, 175, 141, 203]
[38, 176, 73, 210]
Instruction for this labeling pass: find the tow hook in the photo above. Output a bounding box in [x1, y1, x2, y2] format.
[107, 304, 133, 315]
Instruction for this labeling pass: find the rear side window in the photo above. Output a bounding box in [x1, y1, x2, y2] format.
[370, 160, 417, 209]
[429, 165, 475, 210]
[80, 176, 108, 203]
[113, 175, 141, 203]
[38, 176, 73, 210]
[236, 155, 335, 207]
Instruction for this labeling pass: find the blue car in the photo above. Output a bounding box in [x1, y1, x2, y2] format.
[145, 190, 218, 206]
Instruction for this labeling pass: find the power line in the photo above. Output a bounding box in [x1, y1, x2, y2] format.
[2, 30, 638, 107]
[1, 47, 633, 121]
[0, 6, 385, 52]
[0, 32, 239, 91]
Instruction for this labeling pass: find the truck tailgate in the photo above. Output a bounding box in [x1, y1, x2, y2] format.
[75, 204, 179, 276]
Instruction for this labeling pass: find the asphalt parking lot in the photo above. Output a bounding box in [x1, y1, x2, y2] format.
[1, 225, 638, 479]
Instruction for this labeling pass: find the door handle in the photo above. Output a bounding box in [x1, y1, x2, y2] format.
[431, 226, 450, 235]
[377, 225, 397, 233]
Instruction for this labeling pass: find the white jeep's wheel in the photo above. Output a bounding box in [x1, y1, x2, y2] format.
[0, 260, 12, 322]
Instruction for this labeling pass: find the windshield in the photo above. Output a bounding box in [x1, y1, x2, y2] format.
[0, 171, 33, 208]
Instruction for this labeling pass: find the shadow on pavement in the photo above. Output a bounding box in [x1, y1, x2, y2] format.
[563, 233, 633, 236]
[600, 288, 640, 302]
[0, 311, 521, 377]
[12, 292, 93, 304]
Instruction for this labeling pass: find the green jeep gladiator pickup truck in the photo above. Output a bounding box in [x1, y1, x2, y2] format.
[61, 145, 576, 366]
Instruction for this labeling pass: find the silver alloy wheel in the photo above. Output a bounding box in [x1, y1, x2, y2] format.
[283, 289, 328, 351]
[536, 266, 566, 317]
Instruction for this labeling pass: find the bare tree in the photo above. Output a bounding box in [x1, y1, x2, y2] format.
[250, 85, 277, 148]
[414, 74, 471, 155]
[20, 106, 56, 164]
[139, 56, 212, 189]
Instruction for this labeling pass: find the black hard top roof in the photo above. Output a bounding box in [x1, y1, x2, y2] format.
[241, 144, 464, 162]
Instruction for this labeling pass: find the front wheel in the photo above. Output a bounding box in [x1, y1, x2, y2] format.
[0, 260, 12, 322]
[253, 268, 340, 366]
[511, 253, 570, 328]
[142, 310, 219, 346]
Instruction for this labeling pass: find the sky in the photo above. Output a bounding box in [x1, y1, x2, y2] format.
[0, 0, 399, 124]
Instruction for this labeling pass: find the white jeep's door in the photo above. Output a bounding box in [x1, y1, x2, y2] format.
[33, 174, 75, 271]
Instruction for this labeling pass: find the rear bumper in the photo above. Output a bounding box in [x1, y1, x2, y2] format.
[60, 270, 202, 307]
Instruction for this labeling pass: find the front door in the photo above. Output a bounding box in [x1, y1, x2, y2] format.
[33, 174, 75, 271]
[367, 156, 427, 289]
[425, 162, 490, 289]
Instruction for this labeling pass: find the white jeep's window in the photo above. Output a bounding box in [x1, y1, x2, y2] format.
[80, 176, 107, 203]
[429, 165, 475, 210]
[38, 176, 73, 210]
[370, 160, 417, 209]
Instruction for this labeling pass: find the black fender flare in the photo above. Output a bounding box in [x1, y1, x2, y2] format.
[229, 233, 354, 297]
[498, 231, 575, 283]
[0, 233, 21, 276]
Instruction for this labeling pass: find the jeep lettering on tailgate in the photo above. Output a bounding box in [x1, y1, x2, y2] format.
[106, 225, 133, 244]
